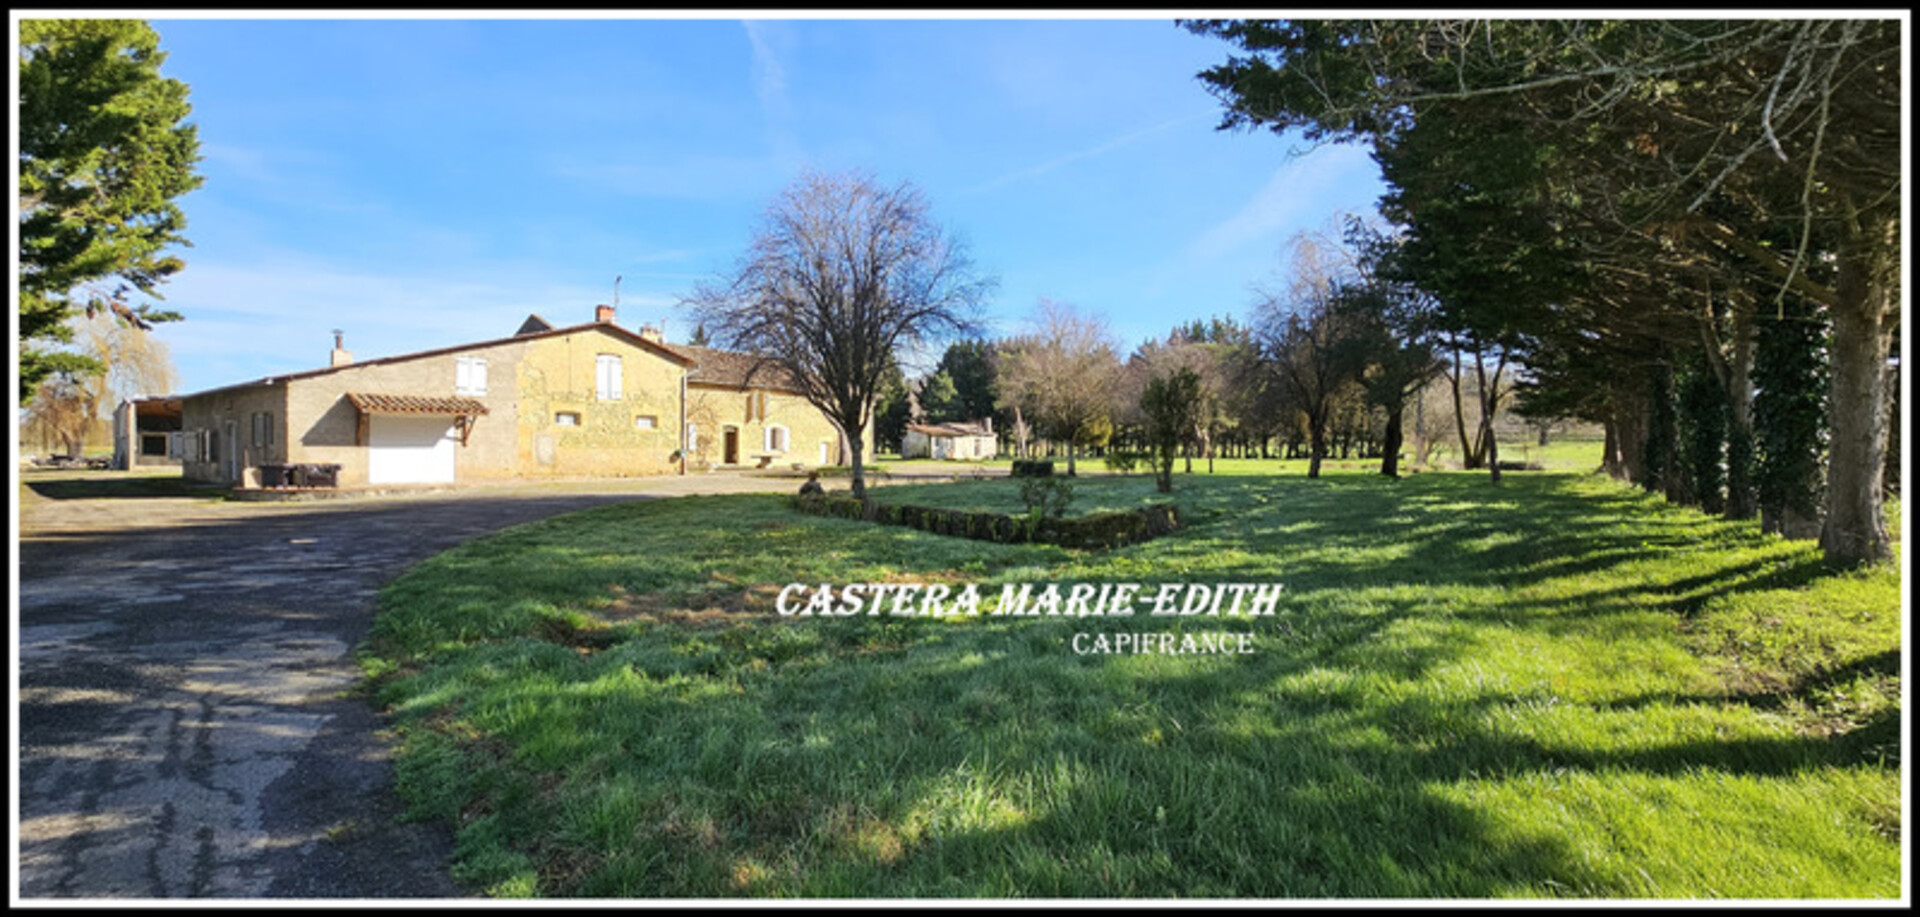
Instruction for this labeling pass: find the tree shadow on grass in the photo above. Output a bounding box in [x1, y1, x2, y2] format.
[441, 582, 1894, 897]
[381, 474, 1899, 898]
[1147, 474, 1830, 624]
[23, 474, 225, 501]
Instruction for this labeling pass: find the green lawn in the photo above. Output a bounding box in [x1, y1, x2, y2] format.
[360, 462, 1902, 899]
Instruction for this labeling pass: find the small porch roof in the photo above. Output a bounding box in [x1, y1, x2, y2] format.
[345, 392, 490, 417]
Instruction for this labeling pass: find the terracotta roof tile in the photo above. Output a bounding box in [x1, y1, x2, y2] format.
[657, 343, 806, 392]
[907, 422, 993, 437]
[346, 393, 491, 416]
[180, 321, 693, 401]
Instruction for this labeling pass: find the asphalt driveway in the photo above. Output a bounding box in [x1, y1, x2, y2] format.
[14, 471, 807, 898]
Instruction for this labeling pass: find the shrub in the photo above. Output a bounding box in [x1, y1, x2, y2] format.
[1018, 474, 1075, 520]
[1010, 459, 1055, 477]
[1103, 451, 1143, 474]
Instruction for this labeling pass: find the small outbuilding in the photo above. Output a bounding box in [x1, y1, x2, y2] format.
[111, 396, 184, 469]
[902, 419, 997, 460]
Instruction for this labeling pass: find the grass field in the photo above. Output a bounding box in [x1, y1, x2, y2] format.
[359, 450, 1903, 899]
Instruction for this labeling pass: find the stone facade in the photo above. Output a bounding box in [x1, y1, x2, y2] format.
[176, 312, 869, 487]
[685, 385, 854, 470]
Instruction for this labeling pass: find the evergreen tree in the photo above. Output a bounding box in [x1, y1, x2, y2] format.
[19, 19, 202, 402]
[1754, 298, 1829, 539]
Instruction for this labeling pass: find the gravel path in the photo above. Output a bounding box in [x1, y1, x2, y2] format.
[15, 470, 809, 899]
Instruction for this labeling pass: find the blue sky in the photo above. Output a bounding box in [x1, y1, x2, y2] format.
[116, 14, 1387, 395]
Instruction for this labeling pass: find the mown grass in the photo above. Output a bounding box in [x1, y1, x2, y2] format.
[360, 461, 1903, 899]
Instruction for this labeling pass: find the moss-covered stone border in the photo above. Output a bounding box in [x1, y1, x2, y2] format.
[791, 494, 1181, 550]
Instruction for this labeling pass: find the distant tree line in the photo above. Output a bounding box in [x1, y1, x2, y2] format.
[870, 224, 1480, 487]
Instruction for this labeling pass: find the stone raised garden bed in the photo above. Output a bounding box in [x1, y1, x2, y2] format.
[791, 493, 1180, 550]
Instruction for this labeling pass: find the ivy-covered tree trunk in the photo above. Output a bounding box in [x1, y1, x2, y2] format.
[1642, 362, 1677, 500]
[1612, 382, 1649, 486]
[1677, 353, 1728, 515]
[1754, 296, 1827, 540]
[1723, 307, 1758, 520]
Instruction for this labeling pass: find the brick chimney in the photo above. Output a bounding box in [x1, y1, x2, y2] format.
[329, 329, 352, 367]
[594, 304, 615, 324]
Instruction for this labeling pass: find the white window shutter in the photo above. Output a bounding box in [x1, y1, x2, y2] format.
[596, 354, 622, 400]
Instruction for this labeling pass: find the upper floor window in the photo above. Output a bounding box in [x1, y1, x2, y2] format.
[456, 357, 488, 396]
[595, 354, 622, 401]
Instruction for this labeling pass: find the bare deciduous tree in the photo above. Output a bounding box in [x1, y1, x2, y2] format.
[23, 375, 96, 458]
[996, 300, 1124, 476]
[22, 311, 180, 459]
[75, 309, 180, 411]
[1253, 235, 1372, 479]
[687, 171, 991, 498]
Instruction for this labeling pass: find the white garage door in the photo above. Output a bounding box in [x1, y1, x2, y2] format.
[367, 415, 457, 484]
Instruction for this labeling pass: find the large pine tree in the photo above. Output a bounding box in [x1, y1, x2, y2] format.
[19, 19, 202, 402]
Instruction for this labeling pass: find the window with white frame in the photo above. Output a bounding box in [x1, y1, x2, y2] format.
[456, 357, 488, 395]
[765, 424, 789, 454]
[595, 354, 622, 401]
[687, 423, 699, 453]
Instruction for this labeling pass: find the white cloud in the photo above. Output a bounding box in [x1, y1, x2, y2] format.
[742, 20, 788, 116]
[965, 115, 1205, 195]
[1180, 143, 1379, 264]
[742, 20, 803, 169]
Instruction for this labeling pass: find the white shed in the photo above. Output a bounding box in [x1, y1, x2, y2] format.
[902, 420, 997, 460]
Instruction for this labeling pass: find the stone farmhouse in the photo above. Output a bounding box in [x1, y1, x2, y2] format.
[175, 306, 864, 488]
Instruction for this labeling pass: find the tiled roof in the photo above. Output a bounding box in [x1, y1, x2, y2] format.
[907, 422, 994, 438]
[346, 393, 491, 416]
[657, 342, 806, 392]
[179, 321, 694, 400]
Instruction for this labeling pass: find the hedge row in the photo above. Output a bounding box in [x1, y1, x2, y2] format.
[1010, 459, 1055, 477]
[791, 494, 1181, 550]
